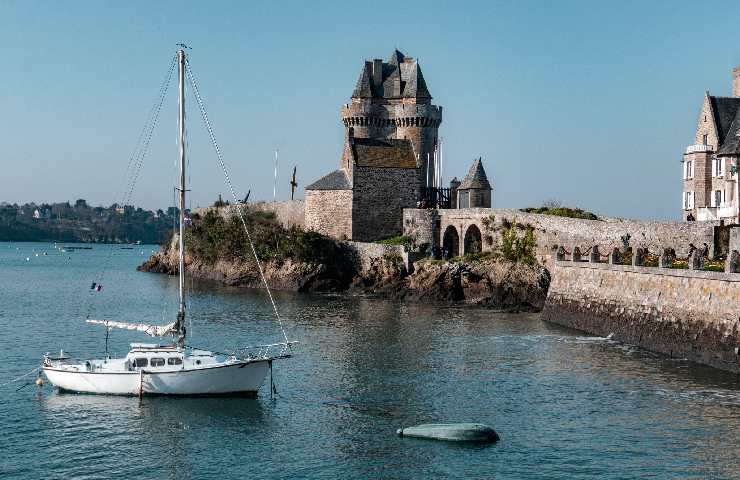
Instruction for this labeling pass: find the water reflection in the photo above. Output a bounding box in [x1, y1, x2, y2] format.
[3, 243, 740, 479]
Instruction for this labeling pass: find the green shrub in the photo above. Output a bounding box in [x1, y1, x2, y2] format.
[185, 208, 340, 265]
[522, 206, 599, 220]
[499, 219, 537, 265]
[376, 235, 413, 248]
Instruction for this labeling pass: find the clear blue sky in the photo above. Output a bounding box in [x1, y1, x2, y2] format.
[3, 0, 740, 220]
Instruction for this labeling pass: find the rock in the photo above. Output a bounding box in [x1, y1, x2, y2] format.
[138, 236, 549, 310]
[397, 423, 499, 443]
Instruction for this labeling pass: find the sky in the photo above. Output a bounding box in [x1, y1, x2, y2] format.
[3, 1, 740, 220]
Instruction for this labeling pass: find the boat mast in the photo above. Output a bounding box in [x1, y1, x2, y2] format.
[176, 48, 186, 348]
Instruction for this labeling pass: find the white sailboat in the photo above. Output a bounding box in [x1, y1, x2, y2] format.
[42, 48, 295, 396]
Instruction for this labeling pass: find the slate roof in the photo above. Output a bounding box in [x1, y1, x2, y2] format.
[458, 158, 492, 190]
[305, 169, 351, 190]
[351, 50, 432, 100]
[351, 137, 418, 169]
[710, 96, 740, 150]
[712, 96, 740, 155]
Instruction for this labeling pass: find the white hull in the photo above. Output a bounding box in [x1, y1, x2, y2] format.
[43, 360, 270, 396]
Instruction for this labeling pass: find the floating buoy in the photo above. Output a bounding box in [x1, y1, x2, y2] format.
[35, 253, 39, 257]
[26, 257, 30, 262]
[35, 377, 44, 387]
[397, 423, 499, 443]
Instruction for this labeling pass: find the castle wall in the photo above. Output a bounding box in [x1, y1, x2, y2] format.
[249, 200, 305, 229]
[305, 190, 353, 240]
[542, 258, 740, 373]
[352, 167, 420, 242]
[403, 208, 719, 259]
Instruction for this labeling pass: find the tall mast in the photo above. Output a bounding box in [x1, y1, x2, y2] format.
[176, 48, 186, 347]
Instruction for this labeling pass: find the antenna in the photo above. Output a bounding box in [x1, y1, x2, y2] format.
[273, 149, 279, 202]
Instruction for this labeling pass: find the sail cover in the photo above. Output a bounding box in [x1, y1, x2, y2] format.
[86, 319, 177, 337]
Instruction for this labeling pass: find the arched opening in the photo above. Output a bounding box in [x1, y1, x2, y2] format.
[442, 225, 460, 259]
[463, 225, 482, 255]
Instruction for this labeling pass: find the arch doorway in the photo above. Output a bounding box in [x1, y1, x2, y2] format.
[464, 225, 482, 255]
[442, 225, 459, 259]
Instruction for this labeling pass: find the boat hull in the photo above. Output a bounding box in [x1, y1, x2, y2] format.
[42, 360, 270, 396]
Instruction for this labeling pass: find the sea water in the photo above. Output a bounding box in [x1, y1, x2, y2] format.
[1, 242, 740, 479]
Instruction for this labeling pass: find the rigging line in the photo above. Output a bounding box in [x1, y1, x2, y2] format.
[185, 59, 289, 344]
[84, 56, 177, 321]
[115, 54, 178, 208]
[121, 58, 177, 209]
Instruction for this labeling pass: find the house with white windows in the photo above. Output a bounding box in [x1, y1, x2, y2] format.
[682, 69, 740, 223]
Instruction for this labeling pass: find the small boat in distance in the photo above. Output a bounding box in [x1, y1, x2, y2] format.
[42, 48, 295, 396]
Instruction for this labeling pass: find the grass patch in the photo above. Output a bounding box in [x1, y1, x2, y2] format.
[375, 235, 413, 248]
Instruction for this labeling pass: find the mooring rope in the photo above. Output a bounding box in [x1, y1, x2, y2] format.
[185, 58, 289, 345]
[0, 367, 40, 388]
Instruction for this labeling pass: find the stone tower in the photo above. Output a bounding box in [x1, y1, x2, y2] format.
[340, 50, 442, 188]
[457, 158, 492, 208]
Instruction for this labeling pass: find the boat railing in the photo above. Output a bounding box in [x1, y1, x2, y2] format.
[233, 341, 299, 360]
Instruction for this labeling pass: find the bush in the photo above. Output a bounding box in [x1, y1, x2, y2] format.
[376, 235, 413, 249]
[522, 206, 599, 220]
[499, 219, 537, 265]
[185, 208, 341, 265]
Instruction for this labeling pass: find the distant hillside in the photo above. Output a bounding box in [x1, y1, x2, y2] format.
[0, 200, 177, 244]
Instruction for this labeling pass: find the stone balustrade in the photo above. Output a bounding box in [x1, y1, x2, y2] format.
[551, 244, 740, 275]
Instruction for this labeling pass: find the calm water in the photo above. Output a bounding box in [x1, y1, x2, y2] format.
[2, 242, 740, 479]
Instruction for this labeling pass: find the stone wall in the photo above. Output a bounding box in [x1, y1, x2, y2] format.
[403, 208, 720, 259]
[249, 200, 305, 229]
[352, 166, 419, 242]
[345, 241, 404, 273]
[305, 190, 353, 240]
[542, 258, 740, 373]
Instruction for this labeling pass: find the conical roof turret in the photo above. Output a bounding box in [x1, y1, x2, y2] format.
[459, 158, 491, 190]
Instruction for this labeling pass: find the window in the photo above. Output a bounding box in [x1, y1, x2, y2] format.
[167, 357, 183, 365]
[684, 191, 694, 210]
[150, 358, 165, 367]
[133, 358, 148, 368]
[684, 160, 693, 179]
[713, 157, 724, 177]
[711, 190, 727, 207]
[703, 134, 708, 145]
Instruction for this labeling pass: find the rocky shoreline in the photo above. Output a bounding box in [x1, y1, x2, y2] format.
[138, 240, 551, 311]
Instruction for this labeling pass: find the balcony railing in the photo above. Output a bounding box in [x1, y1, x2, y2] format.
[685, 144, 714, 154]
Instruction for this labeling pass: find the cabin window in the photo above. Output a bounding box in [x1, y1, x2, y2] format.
[133, 358, 148, 368]
[195, 360, 201, 365]
[168, 357, 183, 365]
[150, 358, 165, 367]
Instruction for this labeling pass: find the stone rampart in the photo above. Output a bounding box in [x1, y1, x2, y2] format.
[249, 200, 305, 229]
[194, 200, 305, 229]
[542, 257, 740, 373]
[403, 208, 720, 259]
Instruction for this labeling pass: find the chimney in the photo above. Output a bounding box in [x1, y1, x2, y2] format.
[733, 67, 740, 97]
[372, 59, 383, 90]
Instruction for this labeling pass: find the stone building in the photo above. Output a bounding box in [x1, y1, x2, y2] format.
[682, 69, 740, 223]
[305, 50, 442, 241]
